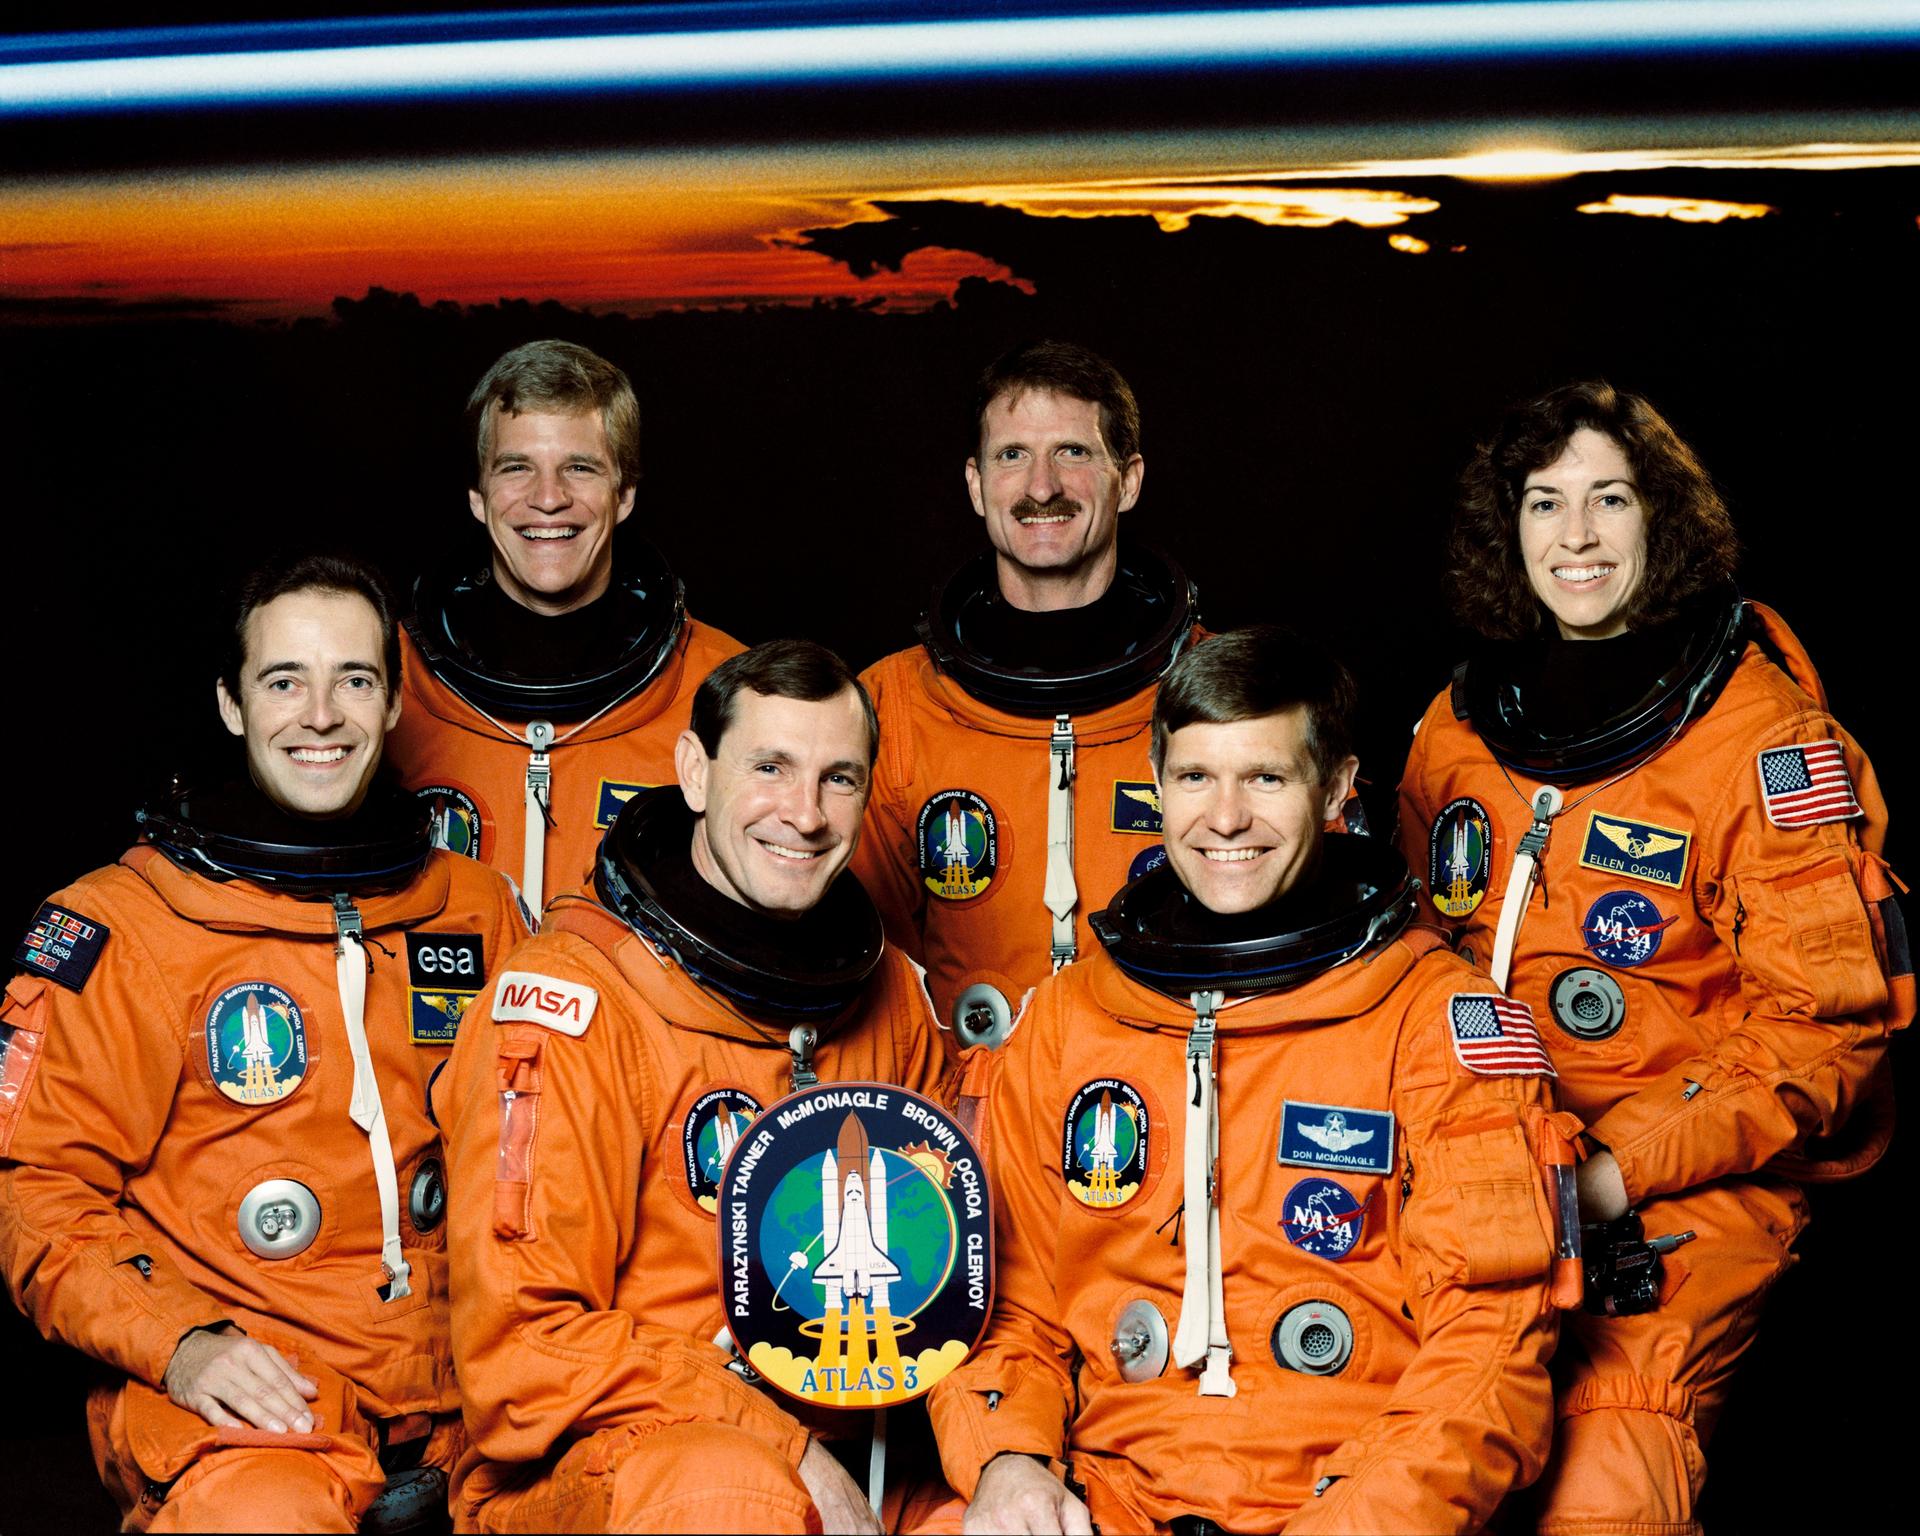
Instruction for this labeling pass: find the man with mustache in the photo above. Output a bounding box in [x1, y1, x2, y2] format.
[854, 341, 1200, 1052]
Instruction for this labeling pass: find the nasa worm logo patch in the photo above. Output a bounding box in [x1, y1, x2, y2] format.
[1281, 1176, 1367, 1262]
[1582, 890, 1675, 968]
[205, 983, 308, 1107]
[416, 783, 485, 861]
[1062, 1078, 1154, 1211]
[718, 1083, 991, 1409]
[1428, 797, 1492, 919]
[917, 790, 998, 901]
[681, 1087, 766, 1214]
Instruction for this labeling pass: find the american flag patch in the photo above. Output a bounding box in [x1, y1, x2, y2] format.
[1756, 740, 1862, 829]
[1448, 995, 1555, 1077]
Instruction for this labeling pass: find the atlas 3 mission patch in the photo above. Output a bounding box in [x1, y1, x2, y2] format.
[718, 1082, 992, 1409]
[917, 790, 998, 901]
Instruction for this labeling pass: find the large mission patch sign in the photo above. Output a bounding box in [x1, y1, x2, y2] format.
[717, 1082, 994, 1409]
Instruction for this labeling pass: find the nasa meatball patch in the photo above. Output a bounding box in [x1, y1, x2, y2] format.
[916, 790, 998, 901]
[717, 1082, 992, 1410]
[1277, 1101, 1394, 1177]
[1126, 844, 1168, 884]
[1062, 1078, 1153, 1211]
[1428, 798, 1492, 919]
[1281, 1176, 1367, 1262]
[15, 903, 109, 993]
[407, 932, 484, 1044]
[205, 983, 309, 1106]
[1582, 891, 1674, 968]
[681, 1087, 766, 1214]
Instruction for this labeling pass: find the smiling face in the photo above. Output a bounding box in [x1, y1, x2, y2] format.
[674, 686, 873, 918]
[469, 405, 635, 616]
[1154, 708, 1357, 915]
[965, 387, 1144, 611]
[216, 588, 402, 819]
[1518, 427, 1649, 640]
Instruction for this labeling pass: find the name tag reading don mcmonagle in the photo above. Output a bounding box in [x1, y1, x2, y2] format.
[716, 1082, 993, 1409]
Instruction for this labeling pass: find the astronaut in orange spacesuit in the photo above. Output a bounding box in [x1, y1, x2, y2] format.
[853, 341, 1204, 1050]
[0, 553, 529, 1533]
[385, 339, 743, 917]
[1395, 381, 1911, 1535]
[437, 639, 951, 1535]
[933, 627, 1572, 1536]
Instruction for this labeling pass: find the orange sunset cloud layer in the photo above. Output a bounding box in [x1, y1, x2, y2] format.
[1, 157, 1027, 314]
[7, 141, 1916, 317]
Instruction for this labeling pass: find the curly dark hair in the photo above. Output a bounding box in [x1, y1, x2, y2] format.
[1448, 381, 1740, 640]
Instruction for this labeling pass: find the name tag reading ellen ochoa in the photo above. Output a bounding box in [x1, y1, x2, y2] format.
[716, 1081, 994, 1408]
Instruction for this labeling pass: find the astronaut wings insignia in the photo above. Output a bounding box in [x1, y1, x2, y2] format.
[1121, 787, 1162, 813]
[1298, 1116, 1374, 1153]
[1594, 820, 1684, 859]
[1277, 1101, 1394, 1175]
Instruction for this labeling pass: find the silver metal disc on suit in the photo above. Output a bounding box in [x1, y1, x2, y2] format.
[952, 982, 1013, 1049]
[238, 1178, 322, 1259]
[1110, 1299, 1170, 1382]
[409, 1159, 446, 1233]
[1550, 967, 1628, 1040]
[1272, 1300, 1353, 1376]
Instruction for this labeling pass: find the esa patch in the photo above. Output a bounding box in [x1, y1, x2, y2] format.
[1756, 741, 1862, 829]
[1062, 1079, 1152, 1210]
[1280, 1176, 1367, 1262]
[205, 983, 309, 1106]
[1582, 890, 1674, 968]
[417, 783, 484, 861]
[1126, 844, 1168, 884]
[15, 903, 110, 993]
[491, 971, 597, 1036]
[1428, 798, 1492, 919]
[1448, 994, 1555, 1077]
[717, 1081, 992, 1409]
[1277, 1101, 1394, 1176]
[407, 932, 484, 1044]
[1579, 812, 1691, 890]
[1110, 781, 1163, 835]
[595, 779, 652, 829]
[682, 1087, 766, 1213]
[917, 790, 998, 901]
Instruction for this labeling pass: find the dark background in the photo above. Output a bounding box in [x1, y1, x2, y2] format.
[4, 169, 1914, 1529]
[4, 2, 1916, 1528]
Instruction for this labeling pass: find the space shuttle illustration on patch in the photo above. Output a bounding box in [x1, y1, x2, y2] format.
[708, 1097, 749, 1179]
[1085, 1090, 1121, 1197]
[811, 1113, 906, 1382]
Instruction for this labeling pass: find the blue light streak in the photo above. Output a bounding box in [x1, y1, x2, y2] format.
[4, 2, 1918, 118]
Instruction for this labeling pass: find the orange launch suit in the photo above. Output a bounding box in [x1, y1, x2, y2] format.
[1396, 603, 1911, 1534]
[0, 846, 529, 1532]
[435, 898, 949, 1533]
[854, 645, 1183, 1034]
[386, 618, 743, 911]
[929, 931, 1566, 1534]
